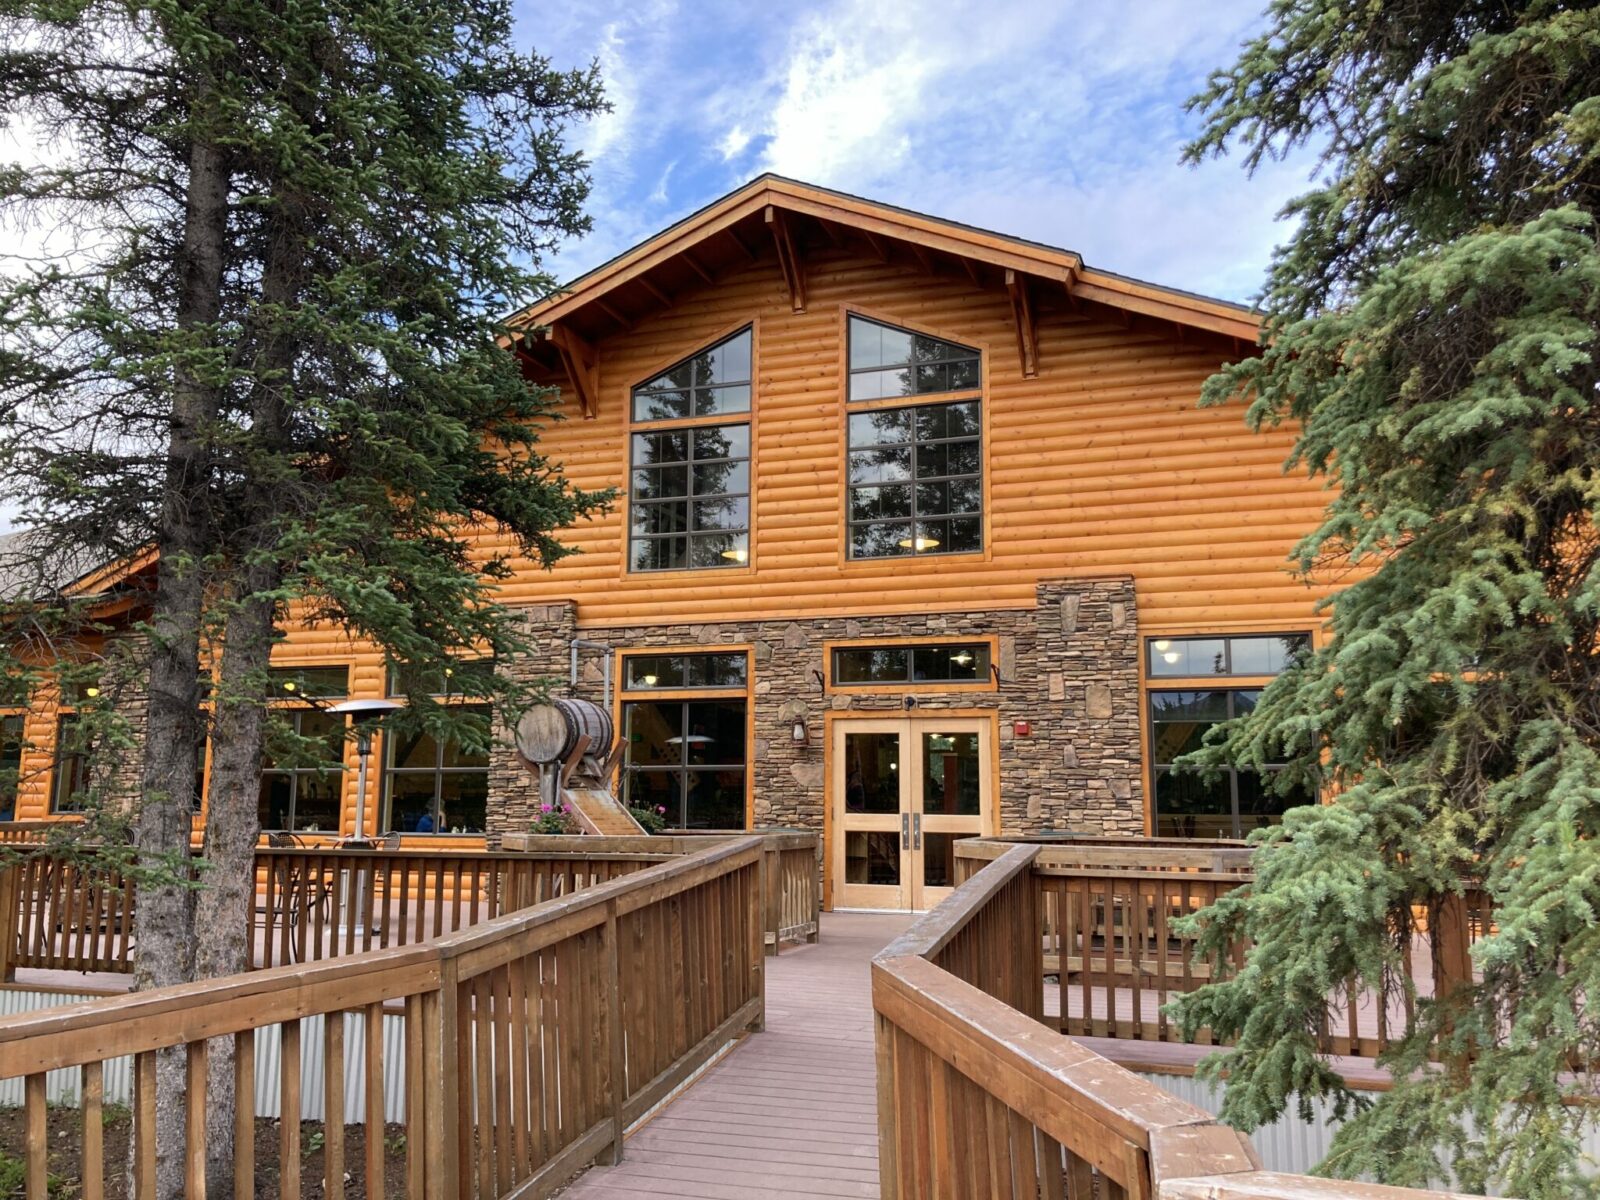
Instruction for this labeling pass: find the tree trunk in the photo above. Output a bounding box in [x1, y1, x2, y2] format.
[130, 116, 230, 1200]
[194, 579, 278, 1198]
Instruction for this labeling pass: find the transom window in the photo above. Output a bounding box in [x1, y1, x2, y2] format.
[268, 665, 350, 699]
[624, 652, 747, 690]
[631, 327, 751, 421]
[629, 328, 753, 573]
[1147, 634, 1310, 678]
[848, 315, 979, 401]
[832, 643, 991, 686]
[848, 401, 981, 558]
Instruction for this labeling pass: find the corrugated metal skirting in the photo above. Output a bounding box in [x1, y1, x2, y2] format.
[0, 990, 410, 1124]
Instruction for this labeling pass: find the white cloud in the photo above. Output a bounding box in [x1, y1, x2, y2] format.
[717, 124, 753, 161]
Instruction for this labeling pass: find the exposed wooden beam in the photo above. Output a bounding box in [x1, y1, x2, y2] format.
[725, 227, 757, 263]
[816, 218, 849, 250]
[910, 244, 937, 275]
[765, 205, 807, 313]
[682, 250, 715, 285]
[638, 275, 672, 307]
[1062, 267, 1081, 314]
[860, 230, 890, 263]
[960, 256, 985, 288]
[596, 298, 633, 332]
[1005, 269, 1039, 378]
[547, 322, 601, 419]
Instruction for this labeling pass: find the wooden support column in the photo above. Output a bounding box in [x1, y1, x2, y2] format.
[548, 322, 601, 419]
[765, 205, 807, 312]
[1005, 269, 1039, 378]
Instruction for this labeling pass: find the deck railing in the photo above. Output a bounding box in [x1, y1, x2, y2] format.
[504, 828, 822, 956]
[952, 837, 1485, 1057]
[0, 835, 766, 1200]
[872, 843, 1492, 1200]
[0, 827, 820, 979]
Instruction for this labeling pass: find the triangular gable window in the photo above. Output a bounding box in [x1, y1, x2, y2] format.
[848, 316, 980, 402]
[631, 327, 751, 422]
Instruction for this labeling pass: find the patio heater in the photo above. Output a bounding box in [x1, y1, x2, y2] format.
[327, 698, 404, 845]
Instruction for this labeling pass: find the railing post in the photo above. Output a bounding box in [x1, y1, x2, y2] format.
[425, 953, 464, 1200]
[603, 899, 626, 1165]
[0, 861, 18, 982]
[873, 1004, 900, 1200]
[749, 857, 766, 1032]
[762, 840, 779, 957]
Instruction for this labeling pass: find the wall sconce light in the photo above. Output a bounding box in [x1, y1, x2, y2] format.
[791, 716, 808, 746]
[84, 686, 100, 698]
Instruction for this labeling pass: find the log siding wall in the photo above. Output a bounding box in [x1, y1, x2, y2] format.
[9, 239, 1335, 841]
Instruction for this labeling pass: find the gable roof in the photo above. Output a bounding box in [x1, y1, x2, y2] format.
[510, 175, 1263, 360]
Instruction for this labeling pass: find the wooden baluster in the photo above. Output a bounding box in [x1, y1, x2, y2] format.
[325, 1012, 346, 1197]
[235, 1030, 256, 1200]
[363, 1003, 385, 1200]
[135, 1051, 158, 1200]
[404, 994, 426, 1199]
[280, 1020, 301, 1200]
[494, 965, 514, 1193]
[82, 1062, 104, 1200]
[24, 1072, 46, 1200]
[185, 1040, 207, 1200]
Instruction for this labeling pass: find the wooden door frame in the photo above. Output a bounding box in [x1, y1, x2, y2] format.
[821, 707, 1001, 911]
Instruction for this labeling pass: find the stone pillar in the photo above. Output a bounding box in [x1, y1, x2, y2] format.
[1030, 578, 1143, 834]
[485, 601, 577, 844]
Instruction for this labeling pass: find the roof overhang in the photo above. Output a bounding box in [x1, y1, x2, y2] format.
[506, 175, 1263, 414]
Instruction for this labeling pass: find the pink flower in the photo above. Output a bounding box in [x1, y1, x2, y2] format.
[539, 803, 552, 813]
[656, 806, 666, 814]
[559, 805, 569, 814]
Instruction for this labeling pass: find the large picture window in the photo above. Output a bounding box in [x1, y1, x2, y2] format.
[629, 328, 752, 572]
[1149, 690, 1314, 838]
[0, 714, 22, 821]
[1147, 634, 1309, 678]
[383, 706, 490, 834]
[621, 699, 747, 830]
[259, 709, 345, 833]
[50, 713, 87, 814]
[619, 651, 749, 830]
[848, 401, 981, 558]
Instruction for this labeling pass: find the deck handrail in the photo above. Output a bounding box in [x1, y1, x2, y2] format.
[871, 846, 1495, 1200]
[0, 834, 767, 1199]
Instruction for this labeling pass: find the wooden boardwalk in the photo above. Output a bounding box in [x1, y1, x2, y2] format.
[562, 911, 910, 1200]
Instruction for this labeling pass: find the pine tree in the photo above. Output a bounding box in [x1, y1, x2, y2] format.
[1170, 4, 1600, 1197]
[0, 3, 607, 1193]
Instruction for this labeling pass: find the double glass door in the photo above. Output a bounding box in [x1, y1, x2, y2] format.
[831, 716, 993, 911]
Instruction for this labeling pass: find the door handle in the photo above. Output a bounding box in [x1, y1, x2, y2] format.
[901, 812, 910, 850]
[913, 813, 922, 851]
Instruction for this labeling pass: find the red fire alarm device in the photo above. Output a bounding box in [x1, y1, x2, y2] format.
[1013, 721, 1031, 737]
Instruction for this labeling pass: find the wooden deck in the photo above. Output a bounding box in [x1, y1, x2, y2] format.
[562, 911, 910, 1200]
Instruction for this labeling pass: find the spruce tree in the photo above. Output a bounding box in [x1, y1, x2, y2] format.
[1171, 4, 1600, 1197]
[0, 2, 607, 1192]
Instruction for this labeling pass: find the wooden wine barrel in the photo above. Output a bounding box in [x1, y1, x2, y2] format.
[514, 698, 614, 765]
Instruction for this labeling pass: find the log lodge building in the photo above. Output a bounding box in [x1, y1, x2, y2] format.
[3, 177, 1334, 910]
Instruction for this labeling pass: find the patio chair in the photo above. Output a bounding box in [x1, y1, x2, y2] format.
[257, 833, 332, 963]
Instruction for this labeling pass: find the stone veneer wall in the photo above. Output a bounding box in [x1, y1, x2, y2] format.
[485, 578, 1145, 842]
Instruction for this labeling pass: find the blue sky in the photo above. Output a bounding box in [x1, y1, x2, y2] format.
[524, 0, 1316, 305]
